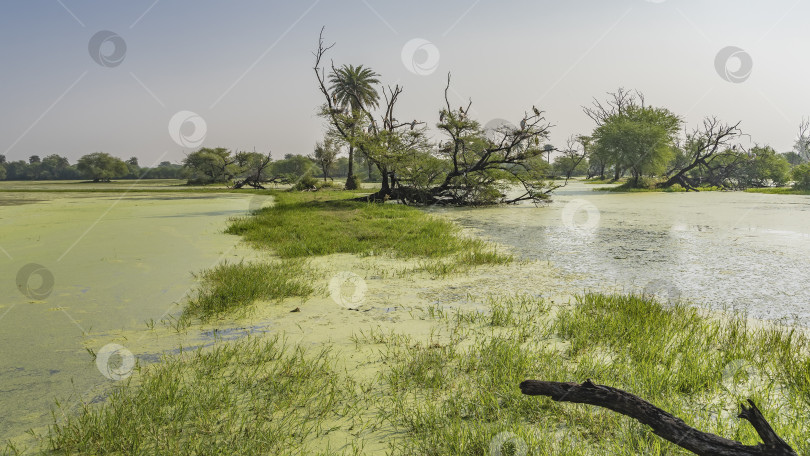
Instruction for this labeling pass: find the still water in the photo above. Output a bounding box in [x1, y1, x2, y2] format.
[3, 184, 810, 443]
[437, 182, 810, 326]
[0, 192, 270, 441]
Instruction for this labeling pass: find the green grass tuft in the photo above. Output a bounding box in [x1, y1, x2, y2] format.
[226, 190, 512, 265]
[184, 259, 315, 320]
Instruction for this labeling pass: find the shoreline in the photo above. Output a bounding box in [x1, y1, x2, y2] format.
[5, 188, 809, 455]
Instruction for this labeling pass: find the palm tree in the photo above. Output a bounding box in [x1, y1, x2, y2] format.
[328, 65, 380, 189]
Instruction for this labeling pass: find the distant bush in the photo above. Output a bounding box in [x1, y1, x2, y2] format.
[634, 176, 659, 189]
[792, 162, 810, 190]
[292, 173, 319, 191]
[315, 180, 339, 189]
[663, 183, 685, 192]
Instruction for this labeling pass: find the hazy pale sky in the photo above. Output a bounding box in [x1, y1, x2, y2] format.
[1, 0, 808, 165]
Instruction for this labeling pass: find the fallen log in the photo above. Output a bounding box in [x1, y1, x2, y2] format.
[519, 379, 797, 456]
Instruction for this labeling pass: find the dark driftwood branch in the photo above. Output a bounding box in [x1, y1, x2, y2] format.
[520, 379, 797, 456]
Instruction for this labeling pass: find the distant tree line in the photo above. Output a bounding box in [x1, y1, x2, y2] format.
[576, 89, 808, 191]
[0, 150, 369, 185]
[0, 153, 182, 182]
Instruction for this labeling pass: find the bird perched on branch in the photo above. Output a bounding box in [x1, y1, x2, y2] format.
[533, 105, 540, 116]
[410, 120, 417, 130]
[520, 118, 527, 130]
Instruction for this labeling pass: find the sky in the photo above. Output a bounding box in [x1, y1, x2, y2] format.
[0, 0, 808, 166]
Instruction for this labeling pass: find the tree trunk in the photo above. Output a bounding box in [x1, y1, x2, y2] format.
[520, 379, 798, 456]
[345, 145, 356, 189]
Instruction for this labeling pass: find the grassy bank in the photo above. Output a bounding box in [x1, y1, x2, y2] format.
[593, 183, 722, 193]
[745, 187, 810, 195]
[34, 293, 810, 455]
[10, 188, 809, 455]
[594, 182, 810, 195]
[174, 189, 511, 321]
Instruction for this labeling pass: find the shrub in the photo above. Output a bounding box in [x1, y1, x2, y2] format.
[292, 173, 319, 191]
[792, 162, 810, 190]
[633, 176, 658, 189]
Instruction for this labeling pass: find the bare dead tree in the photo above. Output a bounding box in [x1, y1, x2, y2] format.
[660, 118, 743, 190]
[557, 135, 589, 183]
[232, 152, 280, 189]
[796, 118, 810, 162]
[314, 28, 426, 200]
[583, 88, 645, 127]
[520, 379, 798, 456]
[433, 73, 558, 205]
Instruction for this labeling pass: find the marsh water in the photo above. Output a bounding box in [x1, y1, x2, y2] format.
[437, 181, 810, 326]
[3, 183, 810, 442]
[0, 192, 271, 441]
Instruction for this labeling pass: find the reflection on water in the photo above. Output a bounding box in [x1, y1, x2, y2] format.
[436, 182, 810, 326]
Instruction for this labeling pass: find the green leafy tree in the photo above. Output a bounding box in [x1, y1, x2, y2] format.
[782, 151, 803, 166]
[232, 151, 274, 189]
[590, 104, 681, 186]
[38, 154, 70, 179]
[0, 163, 6, 180]
[792, 162, 810, 190]
[76, 152, 129, 182]
[734, 146, 790, 188]
[311, 139, 339, 181]
[182, 148, 237, 184]
[272, 154, 315, 181]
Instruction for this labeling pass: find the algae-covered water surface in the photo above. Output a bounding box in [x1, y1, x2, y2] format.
[3, 185, 810, 454]
[0, 192, 270, 440]
[437, 181, 810, 325]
